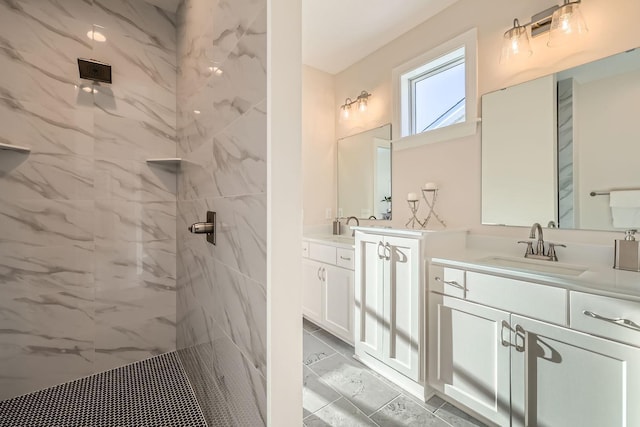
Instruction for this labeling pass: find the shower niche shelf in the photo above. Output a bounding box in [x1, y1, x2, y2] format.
[0, 142, 31, 153]
[146, 158, 182, 167]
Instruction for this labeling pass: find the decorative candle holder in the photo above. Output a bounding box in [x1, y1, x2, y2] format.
[405, 200, 422, 229]
[421, 188, 446, 229]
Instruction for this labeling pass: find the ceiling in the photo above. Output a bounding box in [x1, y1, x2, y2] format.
[144, 0, 460, 75]
[303, 0, 460, 75]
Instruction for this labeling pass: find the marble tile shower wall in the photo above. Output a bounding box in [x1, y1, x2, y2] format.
[0, 0, 177, 400]
[557, 78, 574, 229]
[175, 0, 267, 425]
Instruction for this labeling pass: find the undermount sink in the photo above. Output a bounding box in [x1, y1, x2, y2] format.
[479, 255, 588, 277]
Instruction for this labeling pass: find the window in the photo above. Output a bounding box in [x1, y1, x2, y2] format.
[411, 47, 465, 133]
[393, 28, 477, 150]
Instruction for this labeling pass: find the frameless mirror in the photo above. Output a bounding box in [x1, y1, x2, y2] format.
[481, 47, 640, 231]
[337, 124, 392, 220]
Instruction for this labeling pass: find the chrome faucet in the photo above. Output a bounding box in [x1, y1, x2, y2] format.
[346, 216, 360, 237]
[529, 222, 545, 256]
[518, 222, 566, 261]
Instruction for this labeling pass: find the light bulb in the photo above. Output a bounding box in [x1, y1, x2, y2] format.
[358, 98, 367, 112]
[548, 2, 588, 47]
[342, 106, 350, 120]
[500, 19, 532, 63]
[511, 36, 520, 54]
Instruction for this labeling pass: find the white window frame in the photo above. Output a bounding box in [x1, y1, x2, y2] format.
[392, 28, 478, 151]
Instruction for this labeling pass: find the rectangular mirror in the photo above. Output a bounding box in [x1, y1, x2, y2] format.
[337, 124, 392, 220]
[481, 47, 640, 231]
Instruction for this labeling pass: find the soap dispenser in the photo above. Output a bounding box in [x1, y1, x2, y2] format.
[614, 230, 640, 272]
[332, 218, 342, 235]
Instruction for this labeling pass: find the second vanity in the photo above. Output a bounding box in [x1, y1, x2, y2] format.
[303, 226, 467, 398]
[302, 234, 356, 344]
[428, 250, 640, 427]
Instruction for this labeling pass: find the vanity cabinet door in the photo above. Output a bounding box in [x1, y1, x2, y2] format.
[302, 259, 323, 323]
[323, 265, 354, 344]
[355, 232, 425, 387]
[383, 235, 421, 381]
[355, 233, 386, 359]
[511, 315, 640, 427]
[434, 296, 511, 426]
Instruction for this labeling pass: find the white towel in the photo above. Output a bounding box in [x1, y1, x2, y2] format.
[610, 190, 640, 228]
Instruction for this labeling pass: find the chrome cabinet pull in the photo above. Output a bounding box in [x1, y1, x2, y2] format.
[377, 241, 385, 259]
[317, 267, 326, 282]
[500, 320, 511, 347]
[340, 256, 352, 261]
[434, 276, 464, 290]
[514, 324, 526, 352]
[384, 242, 391, 261]
[583, 310, 640, 330]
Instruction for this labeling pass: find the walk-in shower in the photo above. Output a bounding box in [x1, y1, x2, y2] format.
[0, 0, 269, 425]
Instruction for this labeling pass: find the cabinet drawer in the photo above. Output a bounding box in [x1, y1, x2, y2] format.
[336, 248, 354, 270]
[466, 272, 567, 325]
[302, 241, 309, 258]
[309, 242, 336, 264]
[570, 292, 640, 348]
[432, 267, 466, 298]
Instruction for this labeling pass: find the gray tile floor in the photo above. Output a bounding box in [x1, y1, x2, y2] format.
[303, 319, 487, 427]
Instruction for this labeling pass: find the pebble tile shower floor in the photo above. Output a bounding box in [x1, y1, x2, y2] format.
[0, 352, 207, 427]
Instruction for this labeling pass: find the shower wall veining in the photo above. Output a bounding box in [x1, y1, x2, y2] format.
[175, 0, 267, 425]
[0, 0, 177, 400]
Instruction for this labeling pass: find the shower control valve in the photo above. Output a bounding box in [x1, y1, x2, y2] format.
[189, 211, 216, 245]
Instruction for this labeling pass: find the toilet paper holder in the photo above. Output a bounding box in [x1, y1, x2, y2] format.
[189, 211, 216, 245]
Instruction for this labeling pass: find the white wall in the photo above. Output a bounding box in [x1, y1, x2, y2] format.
[329, 0, 640, 245]
[302, 65, 335, 225]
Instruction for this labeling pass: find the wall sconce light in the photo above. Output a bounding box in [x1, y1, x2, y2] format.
[501, 0, 588, 63]
[501, 19, 532, 63]
[340, 90, 371, 120]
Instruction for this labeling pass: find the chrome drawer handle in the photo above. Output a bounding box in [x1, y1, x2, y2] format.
[583, 310, 640, 331]
[340, 256, 352, 261]
[435, 276, 464, 290]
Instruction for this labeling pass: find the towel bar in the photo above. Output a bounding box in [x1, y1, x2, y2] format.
[590, 189, 640, 197]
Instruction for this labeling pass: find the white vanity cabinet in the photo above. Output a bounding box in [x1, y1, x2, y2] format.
[355, 231, 421, 382]
[302, 239, 355, 344]
[432, 294, 511, 426]
[510, 314, 640, 427]
[429, 264, 640, 427]
[353, 228, 466, 398]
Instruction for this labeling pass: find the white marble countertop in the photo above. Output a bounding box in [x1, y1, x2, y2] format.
[351, 226, 467, 238]
[432, 250, 640, 303]
[303, 234, 355, 249]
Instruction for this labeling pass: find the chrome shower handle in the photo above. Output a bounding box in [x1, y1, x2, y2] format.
[188, 222, 214, 234]
[188, 211, 216, 245]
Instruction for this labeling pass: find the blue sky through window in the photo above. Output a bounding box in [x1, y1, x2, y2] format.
[413, 62, 465, 133]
